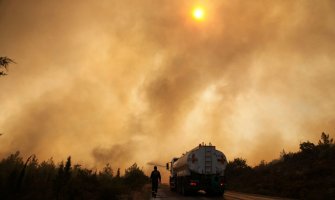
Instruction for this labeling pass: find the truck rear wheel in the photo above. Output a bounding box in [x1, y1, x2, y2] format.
[181, 184, 187, 196]
[176, 177, 182, 194]
[181, 177, 191, 196]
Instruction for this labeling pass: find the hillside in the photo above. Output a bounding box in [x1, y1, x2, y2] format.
[226, 132, 335, 199]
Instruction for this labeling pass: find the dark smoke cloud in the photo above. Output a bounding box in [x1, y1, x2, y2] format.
[0, 0, 334, 180]
[92, 141, 139, 167]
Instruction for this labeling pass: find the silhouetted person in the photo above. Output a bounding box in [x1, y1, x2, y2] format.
[150, 166, 161, 198]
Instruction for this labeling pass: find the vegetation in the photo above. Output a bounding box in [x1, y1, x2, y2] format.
[0, 153, 149, 200]
[226, 132, 335, 199]
[1, 131, 333, 199]
[0, 56, 15, 76]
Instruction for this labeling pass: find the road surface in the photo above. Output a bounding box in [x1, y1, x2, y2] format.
[150, 185, 293, 200]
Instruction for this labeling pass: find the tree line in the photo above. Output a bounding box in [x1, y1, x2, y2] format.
[0, 152, 149, 200]
[225, 132, 335, 199]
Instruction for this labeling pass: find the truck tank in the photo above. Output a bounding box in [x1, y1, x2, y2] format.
[173, 144, 227, 176]
[167, 144, 227, 196]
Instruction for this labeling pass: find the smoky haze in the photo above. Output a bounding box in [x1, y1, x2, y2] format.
[0, 0, 334, 180]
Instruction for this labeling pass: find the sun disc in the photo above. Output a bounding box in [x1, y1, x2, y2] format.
[192, 7, 205, 21]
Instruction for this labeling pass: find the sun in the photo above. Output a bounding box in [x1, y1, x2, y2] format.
[192, 6, 205, 21]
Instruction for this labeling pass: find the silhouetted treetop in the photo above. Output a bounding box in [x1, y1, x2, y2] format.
[300, 141, 315, 152]
[228, 158, 250, 169]
[319, 132, 334, 145]
[0, 57, 15, 76]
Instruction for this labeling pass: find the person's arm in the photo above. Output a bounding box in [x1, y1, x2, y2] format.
[158, 172, 161, 183]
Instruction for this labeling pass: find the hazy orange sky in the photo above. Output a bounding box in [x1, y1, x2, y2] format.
[0, 0, 334, 179]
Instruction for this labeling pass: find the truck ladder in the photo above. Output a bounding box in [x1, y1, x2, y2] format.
[205, 147, 212, 174]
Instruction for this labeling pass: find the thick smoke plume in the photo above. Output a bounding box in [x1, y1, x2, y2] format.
[1, 0, 334, 180]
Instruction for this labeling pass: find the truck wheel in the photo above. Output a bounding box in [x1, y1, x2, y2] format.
[176, 179, 181, 194]
[181, 184, 187, 196]
[181, 180, 190, 196]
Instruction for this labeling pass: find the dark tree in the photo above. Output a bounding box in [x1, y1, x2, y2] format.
[300, 141, 315, 152]
[101, 163, 113, 177]
[0, 57, 15, 76]
[228, 158, 249, 169]
[319, 132, 334, 145]
[116, 168, 121, 178]
[124, 163, 149, 190]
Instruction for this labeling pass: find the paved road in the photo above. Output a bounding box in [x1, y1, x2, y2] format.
[151, 185, 292, 200]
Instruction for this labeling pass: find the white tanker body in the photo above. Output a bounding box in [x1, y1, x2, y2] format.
[167, 144, 227, 196]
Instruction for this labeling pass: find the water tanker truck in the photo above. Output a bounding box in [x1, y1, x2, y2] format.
[166, 143, 227, 196]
